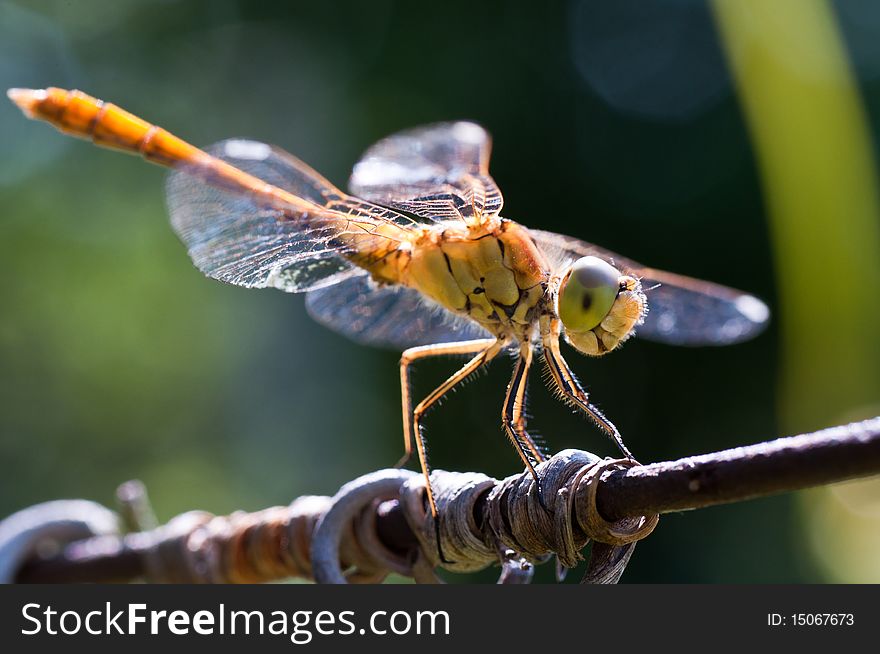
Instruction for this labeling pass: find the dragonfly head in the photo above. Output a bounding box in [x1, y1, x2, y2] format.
[557, 256, 646, 356]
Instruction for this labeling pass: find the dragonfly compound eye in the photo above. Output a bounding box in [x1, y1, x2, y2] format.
[559, 256, 621, 333]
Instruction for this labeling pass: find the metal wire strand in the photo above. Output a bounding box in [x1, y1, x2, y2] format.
[2, 454, 658, 585]
[6, 416, 880, 584]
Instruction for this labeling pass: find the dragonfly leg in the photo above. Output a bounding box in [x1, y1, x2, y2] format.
[542, 336, 635, 460]
[502, 342, 550, 509]
[398, 339, 498, 468]
[511, 385, 548, 464]
[401, 339, 502, 563]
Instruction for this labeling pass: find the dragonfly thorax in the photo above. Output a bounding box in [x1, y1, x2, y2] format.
[397, 218, 552, 340]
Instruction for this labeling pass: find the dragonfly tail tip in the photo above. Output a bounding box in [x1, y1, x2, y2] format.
[6, 87, 44, 118]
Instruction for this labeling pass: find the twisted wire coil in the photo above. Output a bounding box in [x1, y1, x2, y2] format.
[0, 450, 658, 584]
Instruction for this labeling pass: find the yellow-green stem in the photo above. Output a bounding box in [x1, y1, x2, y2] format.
[713, 0, 880, 431]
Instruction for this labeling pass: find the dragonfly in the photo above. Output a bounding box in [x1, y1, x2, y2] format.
[8, 87, 769, 535]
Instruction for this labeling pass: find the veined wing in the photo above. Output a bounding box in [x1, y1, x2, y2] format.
[306, 273, 492, 350]
[167, 139, 417, 293]
[529, 229, 770, 345]
[349, 122, 503, 224]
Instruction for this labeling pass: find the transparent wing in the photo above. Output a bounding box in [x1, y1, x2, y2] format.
[349, 122, 503, 223]
[529, 229, 770, 346]
[166, 139, 415, 293]
[306, 273, 493, 350]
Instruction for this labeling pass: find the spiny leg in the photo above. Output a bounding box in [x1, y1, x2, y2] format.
[502, 342, 549, 508]
[398, 339, 497, 468]
[512, 388, 547, 464]
[401, 338, 503, 563]
[543, 335, 635, 460]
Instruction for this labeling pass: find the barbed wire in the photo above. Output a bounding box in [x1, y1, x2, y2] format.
[2, 416, 879, 584]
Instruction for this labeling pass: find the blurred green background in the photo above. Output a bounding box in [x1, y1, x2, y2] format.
[1, 0, 878, 583]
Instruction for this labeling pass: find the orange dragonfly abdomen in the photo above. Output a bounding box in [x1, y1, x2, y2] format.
[10, 87, 209, 167]
[8, 88, 324, 218]
[8, 87, 415, 287]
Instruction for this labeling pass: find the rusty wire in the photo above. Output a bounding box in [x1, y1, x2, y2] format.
[4, 416, 880, 584]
